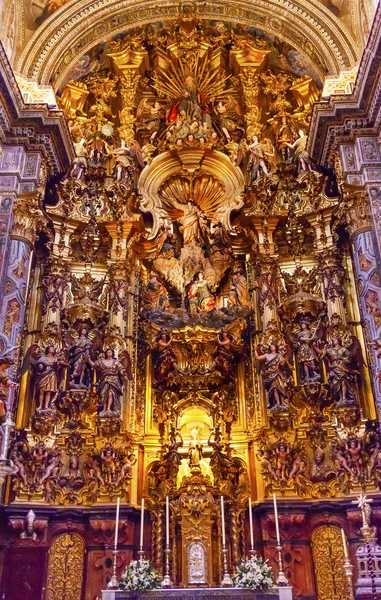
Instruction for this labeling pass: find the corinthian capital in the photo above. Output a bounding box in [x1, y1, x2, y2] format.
[337, 187, 372, 237]
[11, 193, 46, 247]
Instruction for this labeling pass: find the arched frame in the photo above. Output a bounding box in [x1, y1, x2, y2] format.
[17, 0, 362, 91]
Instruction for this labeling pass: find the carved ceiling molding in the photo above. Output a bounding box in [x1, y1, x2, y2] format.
[17, 0, 361, 89]
[0, 43, 73, 174]
[309, 4, 381, 165]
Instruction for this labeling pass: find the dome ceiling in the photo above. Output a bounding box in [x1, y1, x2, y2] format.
[3, 0, 375, 90]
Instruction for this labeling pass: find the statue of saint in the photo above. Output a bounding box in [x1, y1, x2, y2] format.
[188, 428, 203, 469]
[170, 199, 207, 246]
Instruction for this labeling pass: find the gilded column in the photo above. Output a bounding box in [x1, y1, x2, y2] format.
[0, 193, 45, 363]
[342, 189, 381, 413]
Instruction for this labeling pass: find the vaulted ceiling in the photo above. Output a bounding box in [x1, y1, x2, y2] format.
[2, 0, 375, 91]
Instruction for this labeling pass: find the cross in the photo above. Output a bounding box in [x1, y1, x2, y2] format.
[352, 493, 373, 529]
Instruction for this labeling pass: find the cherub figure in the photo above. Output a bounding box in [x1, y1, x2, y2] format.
[275, 442, 291, 480]
[101, 447, 116, 484]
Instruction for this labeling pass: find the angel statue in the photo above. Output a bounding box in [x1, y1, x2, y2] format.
[214, 98, 244, 141]
[247, 135, 275, 182]
[151, 331, 179, 387]
[66, 138, 88, 180]
[21, 344, 68, 413]
[315, 335, 362, 406]
[286, 319, 322, 383]
[66, 328, 103, 390]
[254, 343, 293, 410]
[136, 99, 166, 143]
[187, 272, 216, 313]
[88, 348, 133, 417]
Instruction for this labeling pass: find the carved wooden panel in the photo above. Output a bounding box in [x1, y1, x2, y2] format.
[311, 525, 350, 600]
[46, 533, 85, 600]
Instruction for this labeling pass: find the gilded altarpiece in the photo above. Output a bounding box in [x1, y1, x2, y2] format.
[1, 9, 381, 599]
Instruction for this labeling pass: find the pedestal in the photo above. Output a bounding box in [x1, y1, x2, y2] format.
[102, 587, 293, 600]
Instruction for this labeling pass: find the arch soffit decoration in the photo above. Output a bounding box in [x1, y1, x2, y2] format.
[17, 0, 362, 90]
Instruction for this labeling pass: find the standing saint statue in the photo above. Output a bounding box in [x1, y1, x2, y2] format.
[188, 428, 203, 471]
[171, 199, 207, 246]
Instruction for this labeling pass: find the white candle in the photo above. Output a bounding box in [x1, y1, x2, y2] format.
[273, 493, 281, 545]
[221, 496, 226, 547]
[249, 498, 254, 549]
[341, 528, 349, 560]
[140, 498, 145, 550]
[166, 496, 169, 546]
[114, 496, 120, 550]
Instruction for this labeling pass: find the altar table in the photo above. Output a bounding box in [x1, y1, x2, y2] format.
[102, 587, 293, 600]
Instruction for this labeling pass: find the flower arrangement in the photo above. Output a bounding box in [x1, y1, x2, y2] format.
[118, 559, 161, 591]
[232, 555, 274, 590]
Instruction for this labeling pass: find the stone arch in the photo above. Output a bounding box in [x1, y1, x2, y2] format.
[46, 532, 86, 600]
[16, 0, 362, 90]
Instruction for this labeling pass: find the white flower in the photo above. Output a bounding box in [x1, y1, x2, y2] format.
[232, 555, 274, 590]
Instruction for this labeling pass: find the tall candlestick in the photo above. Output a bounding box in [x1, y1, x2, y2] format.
[221, 496, 226, 547]
[161, 497, 173, 588]
[108, 496, 121, 589]
[166, 496, 169, 546]
[341, 528, 349, 560]
[249, 498, 254, 552]
[114, 496, 120, 549]
[273, 493, 281, 545]
[139, 498, 145, 555]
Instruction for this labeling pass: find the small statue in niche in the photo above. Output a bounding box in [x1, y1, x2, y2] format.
[208, 428, 231, 486]
[67, 328, 100, 390]
[315, 335, 362, 406]
[228, 267, 252, 309]
[141, 272, 169, 311]
[188, 428, 203, 471]
[163, 428, 183, 482]
[152, 331, 179, 387]
[254, 343, 293, 410]
[22, 344, 68, 414]
[88, 348, 132, 417]
[286, 319, 322, 384]
[187, 272, 216, 313]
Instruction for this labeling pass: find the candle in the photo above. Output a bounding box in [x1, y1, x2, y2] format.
[249, 498, 254, 550]
[140, 498, 145, 551]
[114, 496, 120, 550]
[221, 496, 226, 548]
[166, 496, 169, 546]
[273, 493, 281, 545]
[341, 528, 349, 560]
